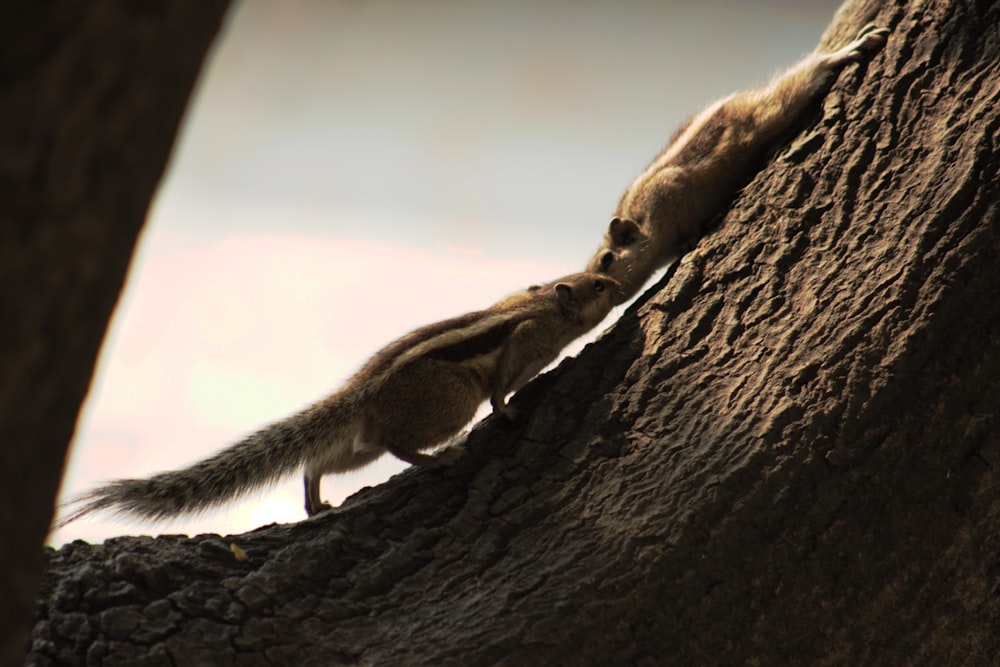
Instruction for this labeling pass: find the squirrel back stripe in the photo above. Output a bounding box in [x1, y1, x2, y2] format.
[424, 317, 521, 363]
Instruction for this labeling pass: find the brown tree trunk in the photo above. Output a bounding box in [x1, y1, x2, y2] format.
[0, 4, 230, 667]
[26, 0, 1000, 665]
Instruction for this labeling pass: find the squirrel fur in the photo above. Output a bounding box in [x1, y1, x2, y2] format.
[59, 272, 619, 525]
[587, 24, 890, 301]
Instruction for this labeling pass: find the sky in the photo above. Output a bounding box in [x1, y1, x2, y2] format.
[51, 0, 844, 545]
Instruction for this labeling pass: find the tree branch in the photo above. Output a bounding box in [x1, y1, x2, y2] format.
[0, 3, 230, 666]
[26, 1, 1000, 665]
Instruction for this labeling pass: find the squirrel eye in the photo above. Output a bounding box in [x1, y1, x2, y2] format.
[600, 252, 614, 269]
[594, 280, 605, 292]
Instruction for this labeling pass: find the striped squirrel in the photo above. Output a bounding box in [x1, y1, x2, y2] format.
[58, 272, 620, 525]
[587, 24, 889, 301]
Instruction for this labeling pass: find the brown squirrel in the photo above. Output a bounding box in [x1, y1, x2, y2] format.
[587, 24, 889, 301]
[58, 272, 619, 524]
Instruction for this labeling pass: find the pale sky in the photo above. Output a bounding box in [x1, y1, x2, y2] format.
[52, 0, 842, 544]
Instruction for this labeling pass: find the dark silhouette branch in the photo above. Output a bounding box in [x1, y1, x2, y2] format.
[0, 4, 230, 666]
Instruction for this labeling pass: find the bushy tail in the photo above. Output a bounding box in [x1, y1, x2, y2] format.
[56, 398, 351, 528]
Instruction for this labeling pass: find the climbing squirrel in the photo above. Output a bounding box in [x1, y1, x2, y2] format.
[587, 24, 889, 301]
[57, 272, 619, 526]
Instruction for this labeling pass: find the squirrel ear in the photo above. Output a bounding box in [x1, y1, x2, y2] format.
[555, 283, 581, 315]
[609, 217, 643, 246]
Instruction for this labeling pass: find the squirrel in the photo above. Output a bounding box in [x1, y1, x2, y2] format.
[57, 272, 620, 526]
[586, 24, 890, 301]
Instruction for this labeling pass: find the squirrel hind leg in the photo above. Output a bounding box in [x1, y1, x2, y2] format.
[374, 359, 482, 469]
[304, 474, 331, 517]
[303, 447, 383, 517]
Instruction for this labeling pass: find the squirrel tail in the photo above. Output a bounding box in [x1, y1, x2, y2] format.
[56, 396, 355, 528]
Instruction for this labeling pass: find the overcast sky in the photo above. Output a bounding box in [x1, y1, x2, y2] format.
[53, 0, 844, 545]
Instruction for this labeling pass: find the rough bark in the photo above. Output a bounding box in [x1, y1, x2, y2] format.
[27, 0, 1000, 665]
[0, 4, 230, 667]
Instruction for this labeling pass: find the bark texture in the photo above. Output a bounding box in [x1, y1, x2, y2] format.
[28, 0, 1000, 665]
[0, 4, 230, 667]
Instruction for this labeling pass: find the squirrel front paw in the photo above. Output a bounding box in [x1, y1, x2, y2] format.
[842, 24, 889, 62]
[491, 397, 519, 422]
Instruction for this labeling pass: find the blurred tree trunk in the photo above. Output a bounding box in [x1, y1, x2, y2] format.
[0, 3, 230, 667]
[25, 0, 1000, 665]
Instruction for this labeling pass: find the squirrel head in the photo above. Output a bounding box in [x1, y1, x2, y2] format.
[586, 216, 650, 301]
[551, 272, 621, 326]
